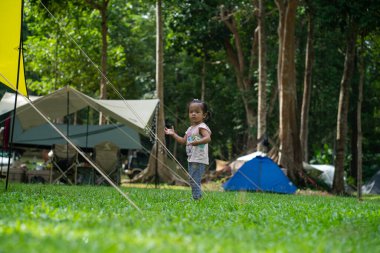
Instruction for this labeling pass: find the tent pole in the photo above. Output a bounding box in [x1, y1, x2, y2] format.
[154, 103, 159, 188]
[5, 0, 25, 190]
[85, 106, 92, 184]
[85, 106, 89, 149]
[155, 144, 158, 188]
[66, 88, 70, 159]
[5, 114, 17, 190]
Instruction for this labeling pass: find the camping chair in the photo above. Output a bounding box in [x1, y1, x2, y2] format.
[50, 144, 79, 185]
[93, 141, 121, 185]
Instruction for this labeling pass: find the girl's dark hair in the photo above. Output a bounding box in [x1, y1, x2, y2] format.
[188, 99, 211, 122]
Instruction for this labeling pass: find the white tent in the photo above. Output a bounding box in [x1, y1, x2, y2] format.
[229, 151, 267, 174]
[0, 86, 159, 136]
[303, 163, 335, 188]
[237, 151, 267, 161]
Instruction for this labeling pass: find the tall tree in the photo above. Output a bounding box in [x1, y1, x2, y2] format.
[154, 0, 172, 183]
[300, 0, 314, 162]
[333, 18, 357, 194]
[257, 0, 267, 152]
[355, 35, 365, 200]
[276, 0, 303, 183]
[85, 0, 110, 124]
[132, 0, 174, 184]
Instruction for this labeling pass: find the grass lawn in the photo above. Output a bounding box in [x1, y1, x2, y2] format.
[0, 182, 379, 253]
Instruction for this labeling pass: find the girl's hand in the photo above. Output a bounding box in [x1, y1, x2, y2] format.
[164, 126, 175, 136]
[189, 128, 211, 146]
[188, 135, 201, 146]
[165, 126, 186, 144]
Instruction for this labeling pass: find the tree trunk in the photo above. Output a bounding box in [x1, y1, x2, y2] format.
[257, 0, 267, 152]
[85, 0, 109, 125]
[276, 0, 303, 184]
[350, 95, 358, 180]
[267, 82, 278, 119]
[300, 2, 314, 162]
[276, 0, 285, 90]
[138, 0, 174, 184]
[201, 58, 206, 101]
[270, 0, 285, 152]
[98, 5, 108, 125]
[155, 0, 172, 183]
[333, 19, 357, 194]
[356, 37, 364, 200]
[173, 106, 179, 158]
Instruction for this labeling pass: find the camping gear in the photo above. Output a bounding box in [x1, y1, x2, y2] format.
[93, 141, 121, 185]
[223, 156, 297, 194]
[26, 169, 50, 184]
[362, 170, 380, 194]
[50, 144, 79, 185]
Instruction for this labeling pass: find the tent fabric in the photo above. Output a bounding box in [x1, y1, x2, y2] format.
[88, 98, 158, 135]
[0, 0, 28, 96]
[223, 156, 297, 194]
[237, 151, 266, 161]
[0, 86, 159, 136]
[303, 163, 335, 188]
[11, 121, 141, 150]
[362, 170, 380, 194]
[230, 151, 266, 175]
[0, 92, 39, 116]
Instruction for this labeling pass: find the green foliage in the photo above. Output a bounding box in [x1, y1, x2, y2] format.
[310, 143, 334, 165]
[0, 183, 380, 252]
[24, 1, 100, 95]
[23, 0, 156, 98]
[107, 0, 156, 98]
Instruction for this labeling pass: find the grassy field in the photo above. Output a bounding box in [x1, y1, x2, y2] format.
[0, 182, 379, 253]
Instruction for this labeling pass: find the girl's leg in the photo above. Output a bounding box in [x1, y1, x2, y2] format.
[188, 162, 205, 200]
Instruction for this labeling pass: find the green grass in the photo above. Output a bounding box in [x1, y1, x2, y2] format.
[0, 182, 379, 253]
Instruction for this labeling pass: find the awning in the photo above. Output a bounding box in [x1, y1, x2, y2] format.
[0, 92, 39, 116]
[0, 86, 159, 136]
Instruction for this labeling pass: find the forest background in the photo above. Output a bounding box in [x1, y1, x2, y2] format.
[0, 0, 379, 194]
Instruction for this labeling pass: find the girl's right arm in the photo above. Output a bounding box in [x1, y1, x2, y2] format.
[164, 127, 187, 145]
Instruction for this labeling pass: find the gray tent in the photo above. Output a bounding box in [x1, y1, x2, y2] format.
[11, 122, 141, 150]
[362, 170, 380, 194]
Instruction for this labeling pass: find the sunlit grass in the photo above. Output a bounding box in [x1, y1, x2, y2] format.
[1, 182, 379, 253]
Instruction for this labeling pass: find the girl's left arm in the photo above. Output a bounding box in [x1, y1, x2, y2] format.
[191, 128, 211, 146]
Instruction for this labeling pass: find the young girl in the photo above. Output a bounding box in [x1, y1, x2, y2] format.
[164, 99, 211, 200]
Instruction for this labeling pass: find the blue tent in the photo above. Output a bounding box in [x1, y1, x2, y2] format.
[223, 156, 297, 194]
